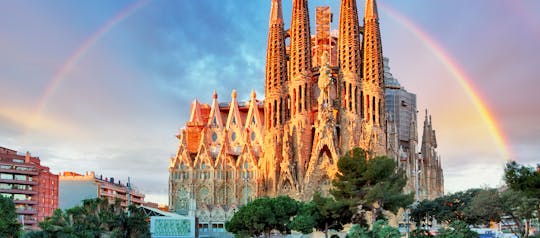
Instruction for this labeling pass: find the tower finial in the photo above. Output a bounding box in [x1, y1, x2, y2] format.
[212, 90, 218, 99]
[365, 0, 379, 20]
[269, 0, 284, 25]
[251, 89, 256, 99]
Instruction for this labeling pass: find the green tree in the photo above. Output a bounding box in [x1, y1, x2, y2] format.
[288, 202, 315, 234]
[371, 220, 401, 238]
[331, 148, 413, 225]
[225, 196, 300, 238]
[32, 198, 149, 238]
[411, 188, 481, 225]
[504, 161, 539, 238]
[347, 224, 371, 238]
[499, 189, 538, 238]
[464, 188, 503, 225]
[347, 220, 400, 238]
[437, 220, 478, 238]
[409, 199, 437, 225]
[291, 192, 353, 238]
[504, 161, 540, 199]
[410, 229, 434, 238]
[0, 196, 21, 238]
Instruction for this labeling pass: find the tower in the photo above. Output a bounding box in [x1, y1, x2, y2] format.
[361, 0, 386, 155]
[280, 0, 313, 196]
[338, 0, 363, 153]
[263, 0, 288, 195]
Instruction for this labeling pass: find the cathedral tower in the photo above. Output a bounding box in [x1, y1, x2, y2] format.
[361, 0, 386, 154]
[281, 0, 313, 195]
[264, 0, 288, 195]
[338, 0, 362, 153]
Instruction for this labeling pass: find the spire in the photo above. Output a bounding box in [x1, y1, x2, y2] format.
[338, 0, 362, 77]
[421, 109, 431, 157]
[362, 0, 383, 86]
[269, 0, 284, 25]
[266, 0, 287, 92]
[289, 0, 312, 79]
[265, 0, 288, 129]
[365, 0, 379, 20]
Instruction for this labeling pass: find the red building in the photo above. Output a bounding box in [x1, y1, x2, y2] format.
[0, 146, 58, 229]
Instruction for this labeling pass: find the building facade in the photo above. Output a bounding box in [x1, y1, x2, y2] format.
[59, 171, 144, 210]
[169, 0, 401, 223]
[383, 58, 444, 200]
[0, 146, 58, 229]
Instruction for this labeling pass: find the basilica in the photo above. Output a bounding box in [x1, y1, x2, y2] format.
[168, 0, 444, 224]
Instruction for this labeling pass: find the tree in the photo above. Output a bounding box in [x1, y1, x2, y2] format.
[291, 192, 353, 238]
[410, 229, 434, 238]
[371, 220, 401, 238]
[347, 220, 400, 238]
[504, 161, 539, 238]
[410, 188, 481, 226]
[347, 224, 371, 238]
[0, 196, 21, 238]
[499, 190, 538, 238]
[33, 198, 149, 238]
[226, 196, 300, 238]
[464, 188, 503, 226]
[504, 161, 540, 199]
[331, 148, 413, 225]
[437, 220, 478, 238]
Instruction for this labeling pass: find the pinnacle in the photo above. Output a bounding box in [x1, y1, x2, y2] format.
[365, 0, 379, 20]
[269, 0, 284, 25]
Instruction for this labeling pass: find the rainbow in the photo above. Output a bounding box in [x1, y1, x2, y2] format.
[34, 0, 150, 116]
[380, 4, 512, 160]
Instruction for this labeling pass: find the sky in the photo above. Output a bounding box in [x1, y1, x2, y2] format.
[0, 0, 539, 205]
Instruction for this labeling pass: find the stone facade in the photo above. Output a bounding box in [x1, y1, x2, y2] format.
[169, 0, 442, 222]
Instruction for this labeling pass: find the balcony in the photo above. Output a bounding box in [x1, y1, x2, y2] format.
[0, 189, 38, 195]
[13, 199, 38, 205]
[22, 219, 38, 225]
[0, 168, 39, 176]
[16, 208, 37, 215]
[0, 179, 37, 186]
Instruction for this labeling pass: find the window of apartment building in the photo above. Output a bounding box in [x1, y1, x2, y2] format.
[0, 183, 12, 189]
[13, 184, 27, 190]
[14, 174, 27, 181]
[13, 159, 24, 163]
[0, 165, 11, 169]
[15, 166, 32, 171]
[1, 193, 12, 198]
[13, 194, 27, 200]
[0, 173, 13, 179]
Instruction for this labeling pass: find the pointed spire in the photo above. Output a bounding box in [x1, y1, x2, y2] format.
[207, 91, 224, 128]
[265, 0, 288, 130]
[338, 0, 362, 77]
[289, 0, 312, 79]
[362, 0, 384, 84]
[421, 109, 430, 155]
[269, 0, 284, 25]
[365, 0, 379, 20]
